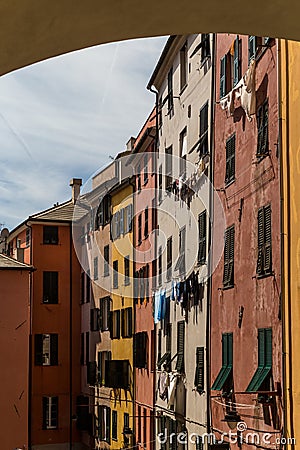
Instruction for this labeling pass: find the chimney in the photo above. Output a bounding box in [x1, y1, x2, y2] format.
[69, 178, 82, 204]
[126, 136, 136, 152]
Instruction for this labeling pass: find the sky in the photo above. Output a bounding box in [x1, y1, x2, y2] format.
[0, 36, 167, 230]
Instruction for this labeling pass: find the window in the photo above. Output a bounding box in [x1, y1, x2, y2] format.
[144, 207, 149, 238]
[121, 308, 133, 338]
[137, 214, 142, 245]
[167, 237, 172, 280]
[158, 246, 162, 286]
[125, 204, 133, 233]
[194, 347, 205, 393]
[144, 154, 149, 185]
[120, 208, 125, 235]
[198, 211, 207, 265]
[143, 408, 147, 446]
[80, 333, 84, 365]
[90, 308, 100, 332]
[179, 128, 187, 176]
[124, 256, 130, 286]
[157, 329, 162, 366]
[233, 36, 241, 87]
[97, 405, 111, 443]
[167, 68, 174, 115]
[43, 226, 58, 245]
[225, 134, 235, 185]
[94, 257, 98, 281]
[43, 271, 58, 304]
[35, 334, 58, 366]
[158, 165, 163, 203]
[96, 195, 111, 228]
[110, 211, 121, 241]
[42, 396, 58, 429]
[158, 325, 171, 369]
[80, 272, 85, 304]
[104, 245, 109, 276]
[220, 36, 241, 98]
[113, 260, 118, 289]
[257, 100, 269, 157]
[211, 333, 233, 391]
[165, 146, 173, 191]
[97, 351, 111, 386]
[110, 310, 121, 339]
[86, 271, 91, 303]
[249, 36, 271, 62]
[76, 395, 89, 431]
[105, 359, 130, 389]
[199, 103, 209, 156]
[180, 42, 188, 91]
[223, 226, 235, 288]
[26, 228, 30, 246]
[246, 328, 272, 392]
[201, 34, 210, 61]
[137, 164, 142, 191]
[112, 410, 118, 440]
[134, 332, 148, 368]
[175, 227, 186, 275]
[87, 360, 97, 385]
[99, 296, 111, 331]
[85, 331, 89, 364]
[257, 205, 272, 276]
[176, 321, 185, 373]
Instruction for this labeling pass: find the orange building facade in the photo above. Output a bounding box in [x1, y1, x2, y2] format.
[8, 179, 84, 450]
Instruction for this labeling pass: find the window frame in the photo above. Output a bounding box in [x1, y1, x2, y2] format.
[43, 225, 58, 245]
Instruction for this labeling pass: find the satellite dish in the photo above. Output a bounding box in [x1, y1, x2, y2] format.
[0, 228, 9, 239]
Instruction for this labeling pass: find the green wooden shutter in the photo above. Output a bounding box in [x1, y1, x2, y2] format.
[227, 332, 233, 366]
[128, 308, 133, 337]
[262, 102, 269, 154]
[42, 397, 48, 429]
[257, 207, 264, 275]
[116, 310, 121, 339]
[198, 211, 207, 264]
[233, 36, 240, 86]
[228, 226, 235, 286]
[258, 329, 265, 367]
[264, 204, 272, 273]
[98, 351, 102, 385]
[106, 407, 111, 443]
[223, 229, 229, 286]
[194, 347, 204, 392]
[222, 333, 228, 366]
[225, 134, 235, 184]
[35, 334, 43, 365]
[199, 103, 209, 156]
[248, 35, 256, 62]
[220, 56, 226, 98]
[50, 334, 58, 365]
[265, 328, 272, 368]
[176, 321, 185, 372]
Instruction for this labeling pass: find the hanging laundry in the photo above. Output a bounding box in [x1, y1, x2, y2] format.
[154, 290, 161, 324]
[167, 373, 178, 408]
[160, 289, 166, 321]
[158, 371, 168, 401]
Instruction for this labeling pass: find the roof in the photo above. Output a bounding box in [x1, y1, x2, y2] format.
[30, 199, 86, 222]
[0, 254, 34, 271]
[147, 35, 177, 90]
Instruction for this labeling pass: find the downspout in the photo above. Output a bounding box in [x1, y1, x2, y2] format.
[279, 39, 295, 447]
[25, 221, 33, 450]
[69, 222, 73, 449]
[206, 33, 216, 435]
[147, 83, 159, 449]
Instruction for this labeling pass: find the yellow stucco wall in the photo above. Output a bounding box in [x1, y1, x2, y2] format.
[280, 39, 300, 448]
[110, 183, 134, 449]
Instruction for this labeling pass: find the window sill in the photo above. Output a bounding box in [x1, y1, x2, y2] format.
[179, 84, 188, 96]
[256, 271, 273, 280]
[222, 284, 234, 291]
[225, 178, 235, 188]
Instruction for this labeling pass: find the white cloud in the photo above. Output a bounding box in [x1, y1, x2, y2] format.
[0, 36, 167, 229]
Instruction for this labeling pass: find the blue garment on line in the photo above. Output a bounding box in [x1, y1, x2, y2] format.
[160, 289, 166, 320]
[154, 290, 161, 324]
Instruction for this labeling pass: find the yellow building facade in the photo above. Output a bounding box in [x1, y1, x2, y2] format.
[109, 181, 134, 450]
[280, 39, 300, 448]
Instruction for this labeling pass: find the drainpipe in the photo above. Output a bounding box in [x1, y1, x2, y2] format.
[69, 222, 73, 450]
[25, 221, 33, 450]
[146, 83, 159, 449]
[278, 39, 295, 448]
[206, 33, 216, 436]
